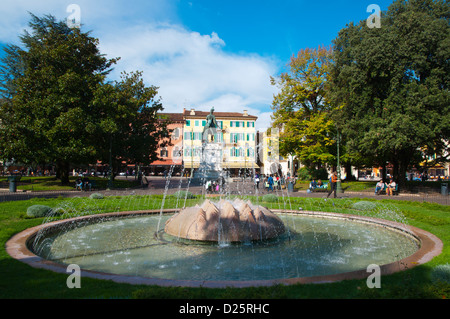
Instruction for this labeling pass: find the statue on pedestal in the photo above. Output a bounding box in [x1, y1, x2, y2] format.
[203, 107, 219, 142]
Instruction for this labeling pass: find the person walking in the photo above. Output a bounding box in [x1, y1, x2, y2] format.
[327, 171, 338, 198]
[255, 174, 260, 189]
[268, 175, 274, 192]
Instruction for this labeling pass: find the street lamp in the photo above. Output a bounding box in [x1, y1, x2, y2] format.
[107, 134, 114, 190]
[336, 129, 343, 193]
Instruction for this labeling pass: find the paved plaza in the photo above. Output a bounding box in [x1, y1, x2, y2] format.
[1, 176, 448, 206]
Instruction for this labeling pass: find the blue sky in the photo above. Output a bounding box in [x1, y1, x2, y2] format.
[0, 0, 394, 130]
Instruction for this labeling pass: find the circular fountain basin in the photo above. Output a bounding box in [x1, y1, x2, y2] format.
[6, 209, 443, 288]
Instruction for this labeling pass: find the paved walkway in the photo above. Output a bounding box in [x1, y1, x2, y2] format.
[1, 176, 449, 205]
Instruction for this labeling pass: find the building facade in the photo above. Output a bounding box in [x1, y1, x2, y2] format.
[148, 113, 184, 176]
[181, 108, 258, 176]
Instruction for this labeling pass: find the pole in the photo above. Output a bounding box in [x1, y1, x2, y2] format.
[108, 135, 113, 190]
[336, 129, 343, 193]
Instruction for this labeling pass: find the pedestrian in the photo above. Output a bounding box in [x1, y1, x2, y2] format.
[268, 175, 274, 192]
[327, 172, 338, 198]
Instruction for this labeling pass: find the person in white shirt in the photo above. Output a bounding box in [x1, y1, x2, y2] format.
[375, 180, 385, 195]
[386, 179, 396, 196]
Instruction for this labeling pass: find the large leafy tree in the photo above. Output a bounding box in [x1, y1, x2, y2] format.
[0, 14, 118, 183]
[95, 71, 171, 179]
[0, 14, 169, 185]
[271, 46, 342, 170]
[330, 0, 449, 186]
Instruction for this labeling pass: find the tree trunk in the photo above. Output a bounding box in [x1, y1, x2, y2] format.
[56, 161, 70, 185]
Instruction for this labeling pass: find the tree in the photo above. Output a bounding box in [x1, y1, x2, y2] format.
[330, 0, 450, 187]
[94, 71, 171, 179]
[270, 46, 339, 170]
[0, 14, 172, 185]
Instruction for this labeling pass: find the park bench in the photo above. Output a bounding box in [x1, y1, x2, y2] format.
[309, 183, 329, 192]
[377, 184, 399, 196]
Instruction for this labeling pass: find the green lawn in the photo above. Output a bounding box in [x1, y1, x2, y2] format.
[295, 180, 377, 192]
[0, 175, 140, 191]
[294, 179, 446, 193]
[0, 194, 449, 299]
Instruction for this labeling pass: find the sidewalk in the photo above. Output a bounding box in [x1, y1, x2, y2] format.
[1, 179, 449, 205]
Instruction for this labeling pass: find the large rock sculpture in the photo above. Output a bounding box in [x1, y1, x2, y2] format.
[164, 199, 286, 242]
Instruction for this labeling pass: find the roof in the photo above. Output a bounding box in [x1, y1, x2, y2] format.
[157, 113, 184, 122]
[183, 108, 258, 120]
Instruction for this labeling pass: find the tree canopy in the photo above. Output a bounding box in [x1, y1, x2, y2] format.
[270, 46, 338, 169]
[330, 0, 450, 185]
[0, 14, 169, 184]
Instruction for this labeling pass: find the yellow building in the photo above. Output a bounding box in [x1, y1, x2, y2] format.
[182, 108, 258, 175]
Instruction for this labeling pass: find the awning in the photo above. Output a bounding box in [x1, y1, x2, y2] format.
[183, 162, 200, 169]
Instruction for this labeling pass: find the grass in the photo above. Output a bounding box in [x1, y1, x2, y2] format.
[294, 179, 448, 193]
[294, 180, 377, 192]
[0, 194, 449, 299]
[0, 175, 140, 191]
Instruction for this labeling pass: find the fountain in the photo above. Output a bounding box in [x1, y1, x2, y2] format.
[191, 108, 224, 184]
[4, 111, 444, 288]
[164, 199, 285, 242]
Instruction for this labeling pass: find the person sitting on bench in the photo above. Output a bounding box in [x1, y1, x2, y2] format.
[386, 179, 396, 196]
[375, 180, 385, 195]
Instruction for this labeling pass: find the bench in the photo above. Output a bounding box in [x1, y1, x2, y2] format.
[376, 184, 399, 196]
[309, 183, 329, 193]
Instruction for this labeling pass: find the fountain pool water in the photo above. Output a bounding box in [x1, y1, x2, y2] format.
[8, 197, 442, 288]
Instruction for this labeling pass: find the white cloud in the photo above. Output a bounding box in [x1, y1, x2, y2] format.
[0, 0, 279, 126]
[99, 23, 279, 120]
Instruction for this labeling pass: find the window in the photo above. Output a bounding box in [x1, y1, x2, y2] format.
[172, 128, 180, 140]
[195, 120, 199, 127]
[160, 148, 168, 157]
[186, 120, 190, 127]
[173, 147, 182, 158]
[202, 120, 206, 126]
[214, 133, 223, 142]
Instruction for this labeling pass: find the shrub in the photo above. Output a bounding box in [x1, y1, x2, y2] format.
[430, 264, 450, 284]
[297, 167, 328, 181]
[352, 201, 377, 211]
[26, 205, 53, 218]
[171, 190, 196, 199]
[262, 194, 278, 202]
[89, 193, 104, 199]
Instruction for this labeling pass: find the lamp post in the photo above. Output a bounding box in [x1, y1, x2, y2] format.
[107, 134, 114, 190]
[336, 129, 343, 193]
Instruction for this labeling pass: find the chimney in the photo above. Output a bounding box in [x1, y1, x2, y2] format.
[243, 110, 248, 116]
